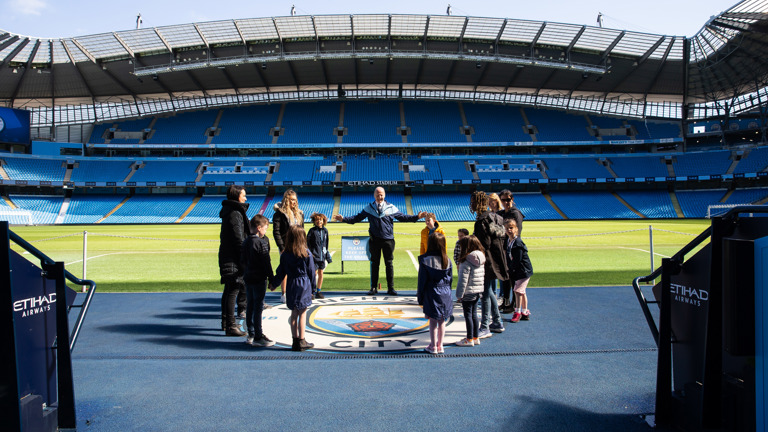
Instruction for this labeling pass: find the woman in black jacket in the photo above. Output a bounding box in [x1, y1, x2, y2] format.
[219, 185, 250, 336]
[272, 189, 304, 303]
[470, 190, 507, 338]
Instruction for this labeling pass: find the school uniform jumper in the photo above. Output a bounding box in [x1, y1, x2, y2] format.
[417, 253, 454, 321]
[274, 249, 317, 311]
[241, 234, 276, 337]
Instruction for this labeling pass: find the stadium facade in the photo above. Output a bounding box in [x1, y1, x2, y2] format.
[0, 1, 767, 223]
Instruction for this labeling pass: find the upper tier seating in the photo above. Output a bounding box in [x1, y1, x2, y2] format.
[70, 160, 134, 182]
[342, 101, 401, 143]
[280, 102, 340, 144]
[544, 157, 611, 179]
[608, 155, 669, 178]
[673, 150, 732, 176]
[624, 119, 682, 140]
[523, 108, 593, 141]
[733, 146, 768, 174]
[143, 111, 218, 144]
[86, 102, 686, 146]
[131, 161, 201, 183]
[403, 101, 463, 143]
[549, 191, 639, 219]
[212, 105, 279, 144]
[89, 118, 153, 144]
[462, 103, 531, 142]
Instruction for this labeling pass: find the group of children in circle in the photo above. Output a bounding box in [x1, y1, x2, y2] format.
[240, 189, 532, 354]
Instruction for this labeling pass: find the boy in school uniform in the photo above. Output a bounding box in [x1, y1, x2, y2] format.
[241, 214, 278, 347]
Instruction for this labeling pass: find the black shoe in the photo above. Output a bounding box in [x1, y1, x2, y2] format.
[367, 288, 378, 296]
[291, 338, 302, 352]
[386, 289, 398, 296]
[300, 338, 314, 350]
[236, 311, 246, 319]
[225, 325, 246, 337]
[315, 292, 325, 299]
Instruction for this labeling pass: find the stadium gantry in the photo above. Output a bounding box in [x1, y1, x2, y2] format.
[0, 1, 767, 224]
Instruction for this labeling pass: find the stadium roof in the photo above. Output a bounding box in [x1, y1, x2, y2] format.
[1, 0, 767, 125]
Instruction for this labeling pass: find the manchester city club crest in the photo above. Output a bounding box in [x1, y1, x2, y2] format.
[261, 295, 466, 353]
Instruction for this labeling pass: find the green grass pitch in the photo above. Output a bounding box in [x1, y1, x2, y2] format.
[8, 219, 710, 292]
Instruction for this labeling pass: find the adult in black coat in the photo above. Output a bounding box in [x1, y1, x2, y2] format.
[471, 191, 508, 336]
[219, 185, 250, 336]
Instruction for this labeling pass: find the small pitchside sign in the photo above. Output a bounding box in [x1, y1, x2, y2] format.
[340, 236, 370, 274]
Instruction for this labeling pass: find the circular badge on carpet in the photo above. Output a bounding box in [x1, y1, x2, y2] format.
[261, 295, 466, 353]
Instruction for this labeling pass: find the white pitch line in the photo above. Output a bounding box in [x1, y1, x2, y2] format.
[64, 250, 211, 265]
[406, 250, 419, 271]
[66, 252, 126, 265]
[617, 246, 669, 258]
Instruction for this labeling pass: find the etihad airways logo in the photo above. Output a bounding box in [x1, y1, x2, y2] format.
[261, 296, 465, 352]
[670, 283, 709, 307]
[14, 293, 56, 318]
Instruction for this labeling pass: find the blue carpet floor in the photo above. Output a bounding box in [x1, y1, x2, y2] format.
[71, 286, 662, 431]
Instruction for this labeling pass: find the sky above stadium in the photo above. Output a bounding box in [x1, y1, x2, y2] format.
[2, 0, 736, 39]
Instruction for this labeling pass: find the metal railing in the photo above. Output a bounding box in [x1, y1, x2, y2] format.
[9, 229, 96, 352]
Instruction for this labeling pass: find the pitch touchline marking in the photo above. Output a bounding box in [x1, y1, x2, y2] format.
[405, 250, 419, 271]
[64, 249, 337, 266]
[617, 246, 669, 258]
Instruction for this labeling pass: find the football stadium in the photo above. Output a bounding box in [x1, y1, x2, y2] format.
[2, 1, 768, 431]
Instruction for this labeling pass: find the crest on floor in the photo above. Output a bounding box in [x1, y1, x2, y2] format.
[261, 295, 465, 352]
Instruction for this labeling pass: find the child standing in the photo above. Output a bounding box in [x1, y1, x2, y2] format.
[453, 228, 469, 265]
[417, 232, 453, 355]
[307, 212, 332, 299]
[454, 235, 486, 347]
[274, 225, 317, 351]
[241, 214, 278, 347]
[503, 219, 533, 323]
[419, 212, 445, 255]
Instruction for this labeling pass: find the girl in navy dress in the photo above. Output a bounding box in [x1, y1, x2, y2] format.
[274, 225, 317, 351]
[417, 231, 454, 355]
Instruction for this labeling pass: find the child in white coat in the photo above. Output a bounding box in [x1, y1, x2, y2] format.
[454, 235, 486, 347]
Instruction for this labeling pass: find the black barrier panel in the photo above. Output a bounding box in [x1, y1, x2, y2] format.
[653, 243, 712, 393]
[10, 250, 76, 408]
[722, 238, 755, 356]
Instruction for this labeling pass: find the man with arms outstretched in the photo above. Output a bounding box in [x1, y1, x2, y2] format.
[334, 187, 426, 295]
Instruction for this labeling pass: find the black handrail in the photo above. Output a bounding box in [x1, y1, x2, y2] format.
[9, 229, 96, 352]
[632, 205, 768, 346]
